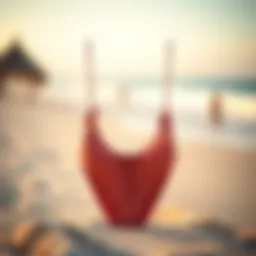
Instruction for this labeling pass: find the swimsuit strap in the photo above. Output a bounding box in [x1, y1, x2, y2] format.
[85, 40, 96, 108]
[162, 39, 175, 113]
[84, 39, 175, 119]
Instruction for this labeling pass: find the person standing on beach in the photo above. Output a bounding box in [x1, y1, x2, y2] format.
[119, 83, 131, 108]
[209, 92, 224, 129]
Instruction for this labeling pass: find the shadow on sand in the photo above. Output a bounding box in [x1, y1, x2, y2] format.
[2, 221, 256, 256]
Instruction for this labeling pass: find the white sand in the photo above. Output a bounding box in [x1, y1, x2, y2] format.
[0, 100, 256, 231]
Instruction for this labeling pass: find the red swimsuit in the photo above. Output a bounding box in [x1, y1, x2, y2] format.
[83, 108, 175, 226]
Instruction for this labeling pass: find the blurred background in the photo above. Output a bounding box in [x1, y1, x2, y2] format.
[0, 0, 255, 255]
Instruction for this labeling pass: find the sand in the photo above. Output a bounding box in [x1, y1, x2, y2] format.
[0, 100, 256, 233]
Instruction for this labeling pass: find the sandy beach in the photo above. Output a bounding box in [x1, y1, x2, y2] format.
[0, 100, 256, 232]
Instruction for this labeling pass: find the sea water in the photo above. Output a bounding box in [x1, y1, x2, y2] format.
[119, 77, 256, 149]
[49, 76, 256, 149]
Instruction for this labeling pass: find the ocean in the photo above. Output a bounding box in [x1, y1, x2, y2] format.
[48, 76, 256, 148]
[124, 77, 256, 94]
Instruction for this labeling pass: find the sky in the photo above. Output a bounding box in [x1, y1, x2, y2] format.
[0, 0, 255, 78]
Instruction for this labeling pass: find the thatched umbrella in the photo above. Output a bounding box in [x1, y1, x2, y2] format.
[0, 40, 46, 85]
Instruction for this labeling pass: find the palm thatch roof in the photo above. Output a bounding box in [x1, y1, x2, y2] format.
[0, 40, 46, 84]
